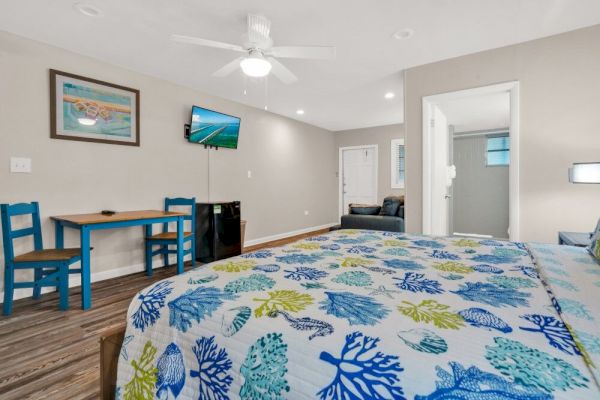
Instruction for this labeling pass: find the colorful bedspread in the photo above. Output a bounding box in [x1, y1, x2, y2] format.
[528, 243, 600, 386]
[116, 230, 600, 399]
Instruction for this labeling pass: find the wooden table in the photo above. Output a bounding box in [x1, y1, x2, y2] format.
[51, 210, 187, 310]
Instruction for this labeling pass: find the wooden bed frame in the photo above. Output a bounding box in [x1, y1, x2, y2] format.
[100, 326, 126, 400]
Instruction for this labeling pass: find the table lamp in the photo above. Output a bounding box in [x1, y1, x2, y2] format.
[569, 162, 600, 184]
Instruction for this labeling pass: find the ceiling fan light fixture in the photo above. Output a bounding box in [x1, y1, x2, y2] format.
[240, 53, 272, 77]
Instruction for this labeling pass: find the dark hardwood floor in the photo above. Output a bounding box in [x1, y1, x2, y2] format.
[0, 228, 327, 399]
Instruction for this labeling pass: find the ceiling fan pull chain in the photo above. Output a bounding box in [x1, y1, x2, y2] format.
[264, 76, 269, 111]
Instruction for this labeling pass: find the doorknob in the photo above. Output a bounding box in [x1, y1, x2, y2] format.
[444, 194, 452, 199]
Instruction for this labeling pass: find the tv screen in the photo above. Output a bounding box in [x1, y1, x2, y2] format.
[189, 106, 240, 149]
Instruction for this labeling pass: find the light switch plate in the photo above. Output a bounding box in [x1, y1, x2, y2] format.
[247, 170, 252, 178]
[10, 157, 31, 173]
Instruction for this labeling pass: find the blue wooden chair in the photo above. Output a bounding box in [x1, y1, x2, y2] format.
[1, 202, 83, 315]
[145, 197, 196, 276]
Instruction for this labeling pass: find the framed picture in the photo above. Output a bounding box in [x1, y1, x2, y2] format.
[50, 69, 140, 146]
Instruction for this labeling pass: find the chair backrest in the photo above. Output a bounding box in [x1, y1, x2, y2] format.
[163, 197, 196, 234]
[0, 202, 43, 263]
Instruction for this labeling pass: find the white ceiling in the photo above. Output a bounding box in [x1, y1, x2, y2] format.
[1, 1, 600, 131]
[439, 92, 510, 133]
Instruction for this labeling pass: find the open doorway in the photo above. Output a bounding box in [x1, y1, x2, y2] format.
[422, 82, 520, 240]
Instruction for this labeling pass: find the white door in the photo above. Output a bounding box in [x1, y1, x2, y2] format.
[431, 106, 452, 235]
[340, 146, 378, 216]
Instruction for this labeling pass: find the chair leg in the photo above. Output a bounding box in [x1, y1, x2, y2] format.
[190, 239, 196, 267]
[145, 241, 153, 277]
[58, 264, 69, 311]
[3, 265, 14, 316]
[162, 245, 169, 267]
[33, 268, 42, 299]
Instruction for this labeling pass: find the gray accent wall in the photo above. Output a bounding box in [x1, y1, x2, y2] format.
[404, 24, 600, 242]
[452, 135, 509, 238]
[335, 124, 405, 204]
[0, 31, 338, 292]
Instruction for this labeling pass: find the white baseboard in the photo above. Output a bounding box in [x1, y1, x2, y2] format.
[1, 222, 337, 303]
[244, 222, 338, 247]
[1, 254, 190, 303]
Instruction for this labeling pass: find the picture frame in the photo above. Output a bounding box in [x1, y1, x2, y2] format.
[49, 69, 140, 146]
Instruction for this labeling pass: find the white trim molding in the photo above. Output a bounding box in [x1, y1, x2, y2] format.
[244, 222, 338, 247]
[0, 254, 193, 303]
[1, 223, 338, 303]
[422, 81, 520, 241]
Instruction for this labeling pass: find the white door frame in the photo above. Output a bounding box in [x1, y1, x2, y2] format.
[422, 81, 520, 240]
[338, 145, 379, 219]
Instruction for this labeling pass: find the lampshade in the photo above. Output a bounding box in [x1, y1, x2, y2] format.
[569, 162, 600, 184]
[240, 54, 272, 78]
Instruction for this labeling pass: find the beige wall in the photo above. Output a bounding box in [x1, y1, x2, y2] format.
[405, 24, 600, 243]
[0, 31, 337, 293]
[335, 124, 405, 208]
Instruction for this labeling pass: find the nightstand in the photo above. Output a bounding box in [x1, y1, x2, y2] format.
[558, 231, 592, 247]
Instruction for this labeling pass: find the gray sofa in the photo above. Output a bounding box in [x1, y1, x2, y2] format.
[340, 196, 405, 232]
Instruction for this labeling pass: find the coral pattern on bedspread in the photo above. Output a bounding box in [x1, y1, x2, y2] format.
[528, 243, 600, 387]
[117, 230, 599, 399]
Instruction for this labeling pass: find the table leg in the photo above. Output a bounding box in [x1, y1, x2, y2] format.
[176, 216, 184, 274]
[80, 226, 91, 310]
[145, 224, 153, 276]
[55, 221, 64, 249]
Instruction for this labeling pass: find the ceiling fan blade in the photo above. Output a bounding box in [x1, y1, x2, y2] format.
[171, 34, 245, 52]
[247, 14, 271, 43]
[212, 57, 244, 77]
[270, 46, 336, 60]
[267, 57, 298, 84]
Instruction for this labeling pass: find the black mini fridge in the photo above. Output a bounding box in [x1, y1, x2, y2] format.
[195, 201, 241, 263]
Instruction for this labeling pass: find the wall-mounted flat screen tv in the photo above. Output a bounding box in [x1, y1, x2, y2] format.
[189, 106, 240, 149]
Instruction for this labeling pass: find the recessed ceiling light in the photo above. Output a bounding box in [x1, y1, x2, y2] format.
[73, 3, 104, 17]
[296, 109, 305, 115]
[384, 92, 395, 100]
[393, 28, 414, 40]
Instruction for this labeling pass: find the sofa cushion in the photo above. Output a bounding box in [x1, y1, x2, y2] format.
[349, 204, 381, 215]
[379, 196, 403, 216]
[397, 205, 405, 218]
[341, 214, 404, 232]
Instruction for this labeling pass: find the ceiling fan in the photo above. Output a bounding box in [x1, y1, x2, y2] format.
[171, 14, 336, 84]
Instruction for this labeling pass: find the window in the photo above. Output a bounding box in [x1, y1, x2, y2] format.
[391, 139, 405, 188]
[486, 135, 510, 166]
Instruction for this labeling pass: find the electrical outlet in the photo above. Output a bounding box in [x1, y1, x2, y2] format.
[247, 170, 252, 178]
[304, 210, 309, 216]
[10, 157, 31, 173]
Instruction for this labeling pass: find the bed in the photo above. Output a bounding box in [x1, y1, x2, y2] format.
[115, 229, 600, 399]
